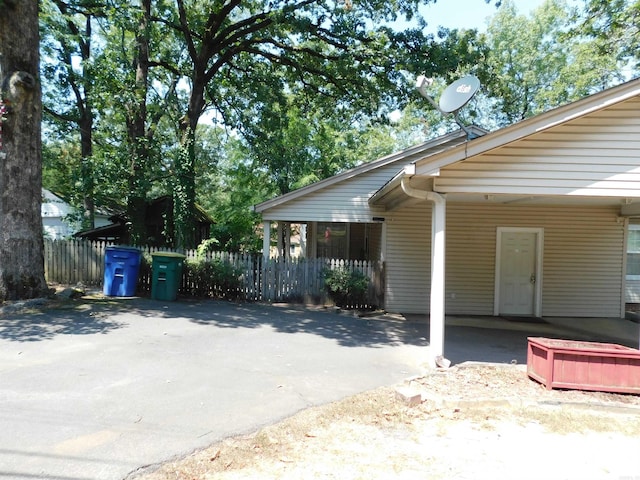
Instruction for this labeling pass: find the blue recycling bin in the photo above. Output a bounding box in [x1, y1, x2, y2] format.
[103, 246, 142, 297]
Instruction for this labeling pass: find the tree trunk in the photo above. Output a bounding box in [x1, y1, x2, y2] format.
[0, 0, 48, 300]
[79, 111, 95, 230]
[174, 75, 205, 250]
[49, 0, 95, 230]
[174, 125, 197, 250]
[126, 0, 152, 246]
[78, 14, 95, 230]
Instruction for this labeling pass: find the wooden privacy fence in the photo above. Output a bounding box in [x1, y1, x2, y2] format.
[43, 240, 384, 308]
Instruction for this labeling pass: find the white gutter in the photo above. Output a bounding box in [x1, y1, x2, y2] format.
[401, 172, 449, 369]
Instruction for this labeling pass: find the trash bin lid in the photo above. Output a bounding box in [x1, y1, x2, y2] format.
[106, 245, 142, 253]
[151, 251, 187, 259]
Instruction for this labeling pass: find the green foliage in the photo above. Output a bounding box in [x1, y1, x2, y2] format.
[575, 0, 640, 70]
[479, 0, 628, 127]
[173, 131, 197, 249]
[136, 253, 153, 294]
[323, 267, 370, 309]
[196, 127, 268, 253]
[195, 238, 221, 258]
[184, 258, 243, 299]
[38, 0, 638, 255]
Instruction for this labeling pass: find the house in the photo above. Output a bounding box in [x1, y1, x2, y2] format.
[254, 77, 640, 363]
[74, 195, 213, 247]
[42, 189, 111, 239]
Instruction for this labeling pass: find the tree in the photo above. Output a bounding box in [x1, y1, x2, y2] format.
[38, 0, 486, 249]
[150, 0, 447, 248]
[0, 0, 48, 300]
[40, 0, 101, 230]
[574, 0, 639, 72]
[480, 0, 626, 127]
[99, 0, 182, 245]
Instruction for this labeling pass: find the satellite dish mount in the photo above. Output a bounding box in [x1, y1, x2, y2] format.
[416, 74, 480, 139]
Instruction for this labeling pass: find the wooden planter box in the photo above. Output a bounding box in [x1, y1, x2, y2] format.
[527, 337, 640, 394]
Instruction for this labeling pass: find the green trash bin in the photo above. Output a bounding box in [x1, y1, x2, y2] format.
[151, 252, 186, 301]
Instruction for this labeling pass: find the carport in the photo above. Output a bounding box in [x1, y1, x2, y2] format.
[369, 78, 640, 366]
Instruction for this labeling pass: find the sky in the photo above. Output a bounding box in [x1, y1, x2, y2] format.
[418, 0, 547, 33]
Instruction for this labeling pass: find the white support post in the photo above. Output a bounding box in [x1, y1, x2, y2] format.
[299, 223, 307, 258]
[283, 222, 291, 258]
[263, 221, 271, 260]
[401, 175, 447, 368]
[430, 197, 446, 365]
[262, 221, 271, 301]
[276, 222, 284, 258]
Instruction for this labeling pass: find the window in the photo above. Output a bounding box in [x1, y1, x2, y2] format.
[627, 225, 640, 278]
[316, 222, 348, 259]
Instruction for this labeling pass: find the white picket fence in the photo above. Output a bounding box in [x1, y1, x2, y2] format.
[43, 240, 383, 308]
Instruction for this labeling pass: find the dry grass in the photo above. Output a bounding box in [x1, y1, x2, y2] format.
[131, 365, 640, 480]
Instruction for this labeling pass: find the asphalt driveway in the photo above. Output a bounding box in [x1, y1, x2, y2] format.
[0, 298, 430, 480]
[1, 296, 636, 480]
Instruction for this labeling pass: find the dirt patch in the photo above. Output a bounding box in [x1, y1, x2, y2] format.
[130, 364, 640, 480]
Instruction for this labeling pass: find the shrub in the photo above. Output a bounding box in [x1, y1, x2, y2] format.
[184, 258, 243, 299]
[323, 266, 369, 309]
[136, 253, 153, 295]
[195, 238, 220, 259]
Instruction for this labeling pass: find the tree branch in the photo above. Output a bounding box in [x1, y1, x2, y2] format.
[148, 60, 182, 77]
[175, 0, 199, 63]
[243, 46, 349, 95]
[43, 104, 78, 123]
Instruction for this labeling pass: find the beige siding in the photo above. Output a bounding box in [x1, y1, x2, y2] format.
[446, 205, 497, 314]
[384, 204, 431, 314]
[262, 165, 399, 222]
[541, 207, 624, 316]
[436, 99, 640, 197]
[384, 203, 624, 317]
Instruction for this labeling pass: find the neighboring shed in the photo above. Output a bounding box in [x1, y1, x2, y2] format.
[74, 195, 213, 247]
[254, 77, 640, 355]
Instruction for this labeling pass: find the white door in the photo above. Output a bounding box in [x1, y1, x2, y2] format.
[497, 229, 541, 316]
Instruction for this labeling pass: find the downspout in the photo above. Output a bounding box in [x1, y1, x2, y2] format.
[401, 176, 449, 368]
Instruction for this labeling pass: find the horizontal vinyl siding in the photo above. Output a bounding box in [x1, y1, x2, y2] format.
[262, 164, 400, 222]
[385, 203, 624, 317]
[446, 206, 497, 315]
[436, 100, 640, 197]
[449, 204, 624, 317]
[542, 209, 623, 317]
[384, 204, 431, 314]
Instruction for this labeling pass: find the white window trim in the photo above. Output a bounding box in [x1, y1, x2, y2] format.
[626, 223, 640, 280]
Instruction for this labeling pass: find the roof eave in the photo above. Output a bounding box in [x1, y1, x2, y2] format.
[413, 77, 640, 175]
[253, 125, 487, 214]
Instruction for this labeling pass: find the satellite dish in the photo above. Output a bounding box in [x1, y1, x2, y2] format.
[415, 74, 481, 139]
[438, 75, 481, 113]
